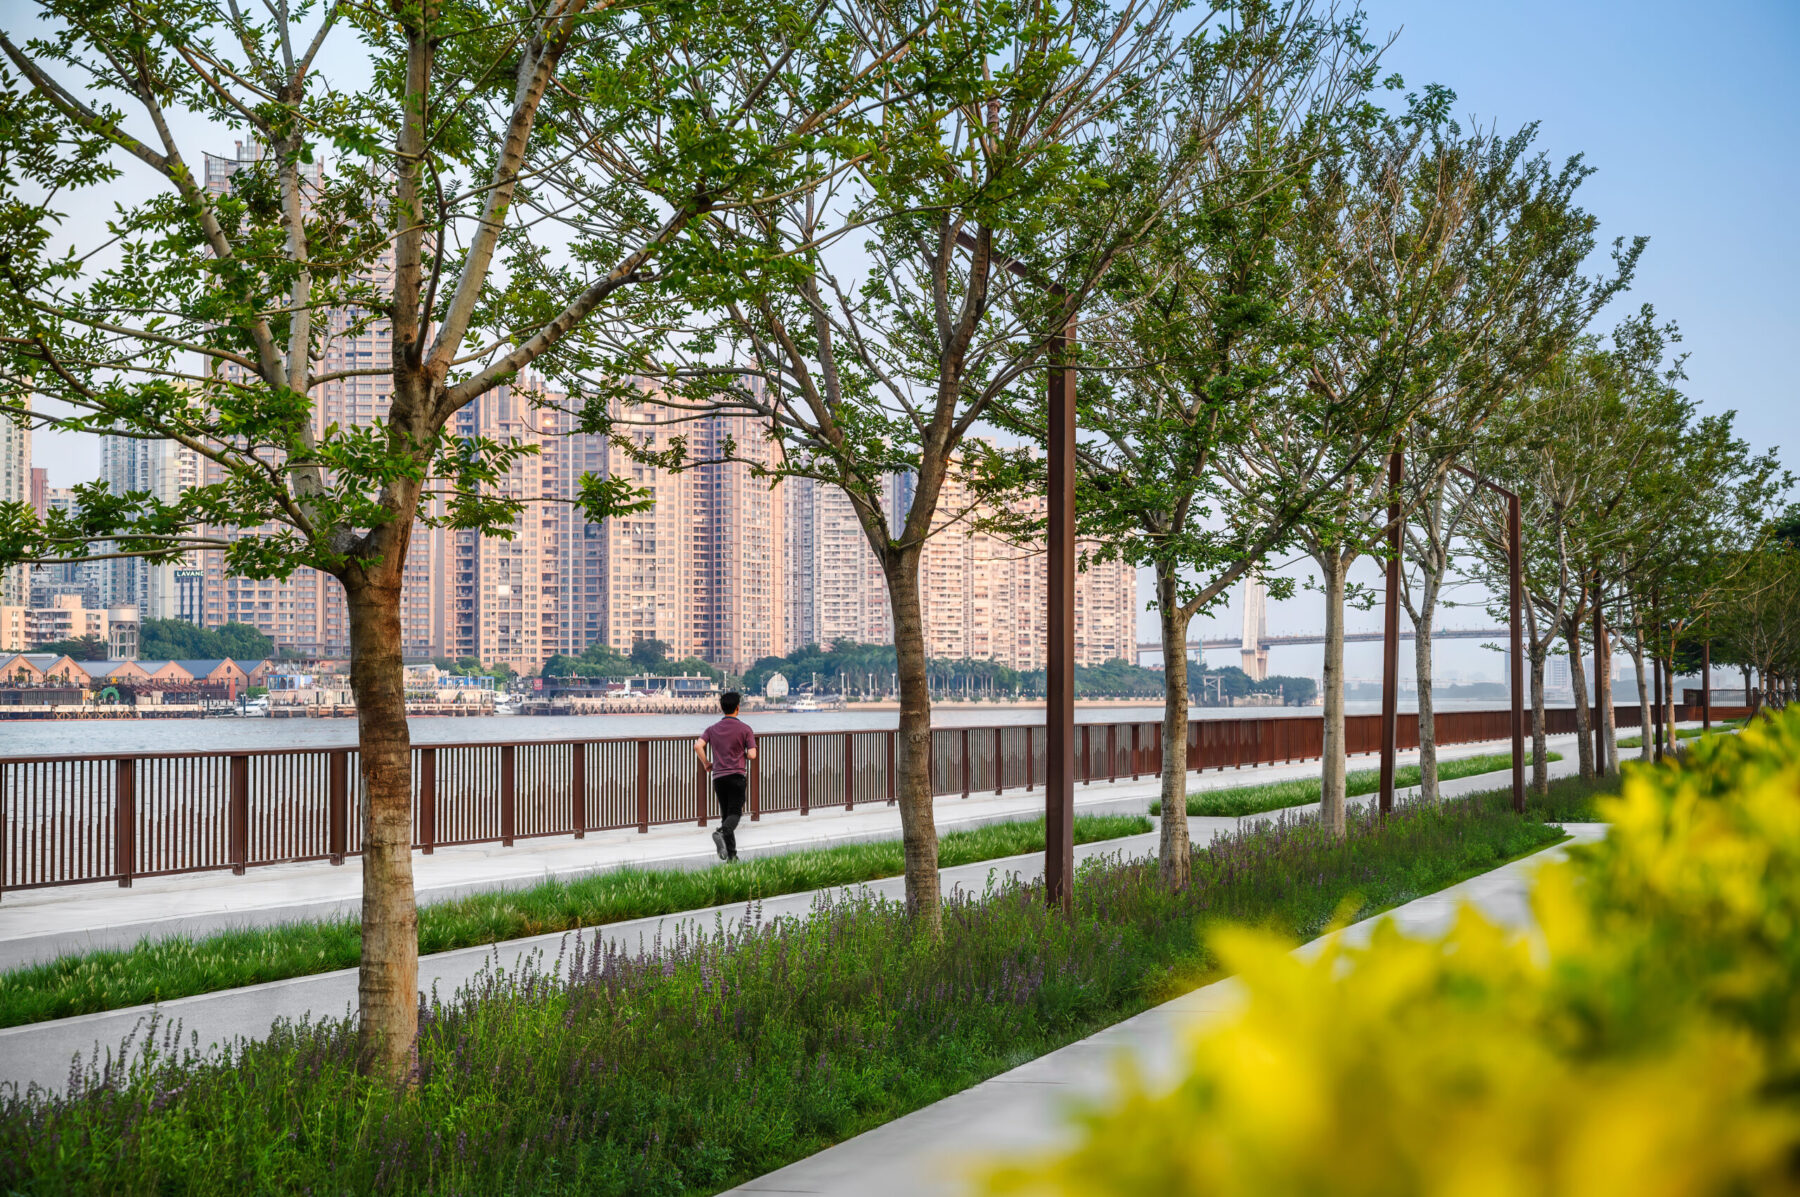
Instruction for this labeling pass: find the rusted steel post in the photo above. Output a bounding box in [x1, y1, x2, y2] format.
[1026, 726, 1034, 792]
[844, 731, 855, 810]
[799, 734, 810, 815]
[635, 739, 650, 833]
[695, 754, 708, 827]
[885, 730, 895, 806]
[750, 751, 762, 821]
[229, 753, 250, 874]
[995, 727, 1003, 795]
[115, 757, 135, 888]
[419, 747, 437, 854]
[501, 744, 517, 846]
[1379, 447, 1402, 816]
[1653, 653, 1666, 763]
[1130, 724, 1140, 781]
[961, 728, 971, 798]
[1592, 585, 1607, 769]
[1702, 640, 1712, 730]
[328, 749, 348, 864]
[571, 743, 586, 839]
[1509, 494, 1525, 814]
[1045, 311, 1077, 914]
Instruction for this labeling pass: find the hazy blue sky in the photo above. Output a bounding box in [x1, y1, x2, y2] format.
[15, 0, 1796, 682]
[1185, 0, 1800, 682]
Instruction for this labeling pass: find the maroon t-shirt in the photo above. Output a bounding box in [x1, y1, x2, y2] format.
[701, 716, 756, 777]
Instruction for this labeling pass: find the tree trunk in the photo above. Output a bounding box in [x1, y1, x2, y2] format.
[1565, 615, 1594, 781]
[1529, 646, 1549, 796]
[1155, 564, 1192, 889]
[1413, 605, 1438, 802]
[884, 547, 941, 937]
[343, 569, 419, 1081]
[1318, 546, 1348, 837]
[1630, 636, 1652, 762]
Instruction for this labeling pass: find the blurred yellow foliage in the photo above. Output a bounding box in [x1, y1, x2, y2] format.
[982, 711, 1800, 1197]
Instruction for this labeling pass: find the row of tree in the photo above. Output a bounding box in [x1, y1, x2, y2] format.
[0, 0, 1785, 1077]
[735, 640, 1316, 704]
[32, 619, 274, 662]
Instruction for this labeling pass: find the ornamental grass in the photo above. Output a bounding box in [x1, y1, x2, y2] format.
[1, 791, 1559, 1195]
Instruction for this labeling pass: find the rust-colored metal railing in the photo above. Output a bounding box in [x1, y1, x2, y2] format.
[0, 704, 1746, 896]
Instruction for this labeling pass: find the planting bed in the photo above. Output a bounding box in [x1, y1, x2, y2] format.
[0, 814, 1149, 1028]
[0, 789, 1562, 1195]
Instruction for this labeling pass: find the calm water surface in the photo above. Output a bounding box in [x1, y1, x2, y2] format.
[0, 699, 1492, 757]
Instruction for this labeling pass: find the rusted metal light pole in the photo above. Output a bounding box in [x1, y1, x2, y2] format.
[1453, 466, 1525, 813]
[955, 231, 1075, 912]
[1378, 448, 1403, 815]
[1592, 581, 1608, 770]
[1702, 640, 1712, 730]
[1045, 311, 1077, 913]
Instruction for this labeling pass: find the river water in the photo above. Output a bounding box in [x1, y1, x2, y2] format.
[0, 699, 1495, 757]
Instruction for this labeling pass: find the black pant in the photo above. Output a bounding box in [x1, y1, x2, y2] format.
[713, 773, 747, 858]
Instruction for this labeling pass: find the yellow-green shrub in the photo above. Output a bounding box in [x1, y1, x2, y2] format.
[982, 711, 1800, 1197]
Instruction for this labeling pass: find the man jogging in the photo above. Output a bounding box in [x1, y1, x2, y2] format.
[695, 691, 756, 861]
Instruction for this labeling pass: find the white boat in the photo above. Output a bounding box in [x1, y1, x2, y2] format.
[785, 695, 822, 713]
[492, 694, 522, 716]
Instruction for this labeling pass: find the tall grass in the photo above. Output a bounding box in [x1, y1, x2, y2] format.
[0, 814, 1148, 1029]
[1150, 751, 1561, 818]
[0, 791, 1562, 1196]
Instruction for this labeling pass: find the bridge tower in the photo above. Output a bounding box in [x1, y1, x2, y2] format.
[1240, 572, 1269, 681]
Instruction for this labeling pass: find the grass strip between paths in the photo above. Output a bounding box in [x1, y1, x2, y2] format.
[1149, 751, 1562, 818]
[1617, 718, 1743, 749]
[0, 813, 1149, 1029]
[0, 788, 1565, 1195]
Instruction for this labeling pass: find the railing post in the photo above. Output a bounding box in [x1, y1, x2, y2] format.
[844, 732, 855, 810]
[961, 728, 971, 798]
[1025, 727, 1034, 791]
[571, 743, 586, 839]
[799, 735, 810, 816]
[885, 731, 896, 806]
[115, 757, 135, 888]
[994, 727, 1003, 795]
[419, 747, 436, 855]
[1130, 725, 1140, 781]
[696, 754, 708, 827]
[229, 753, 249, 875]
[500, 744, 516, 846]
[1082, 724, 1091, 784]
[1108, 726, 1117, 783]
[328, 749, 348, 864]
[636, 739, 650, 833]
[751, 752, 762, 822]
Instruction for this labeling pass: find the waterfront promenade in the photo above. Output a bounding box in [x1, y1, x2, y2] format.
[0, 732, 1593, 1097]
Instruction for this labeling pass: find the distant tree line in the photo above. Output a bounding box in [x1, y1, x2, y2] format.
[539, 638, 723, 683]
[736, 641, 1316, 706]
[33, 619, 273, 662]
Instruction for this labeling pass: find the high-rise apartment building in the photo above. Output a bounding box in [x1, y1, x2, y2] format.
[1, 417, 30, 606]
[96, 435, 203, 618]
[915, 460, 1136, 670]
[781, 475, 891, 652]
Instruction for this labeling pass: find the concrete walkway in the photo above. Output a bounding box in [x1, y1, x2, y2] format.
[727, 823, 1608, 1196]
[0, 742, 1590, 1097]
[0, 733, 1578, 968]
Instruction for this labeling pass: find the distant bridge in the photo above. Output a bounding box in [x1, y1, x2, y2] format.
[1135, 626, 1509, 660]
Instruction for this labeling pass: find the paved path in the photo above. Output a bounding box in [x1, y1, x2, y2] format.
[726, 823, 1609, 1196]
[0, 733, 1579, 968]
[0, 743, 1590, 1097]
